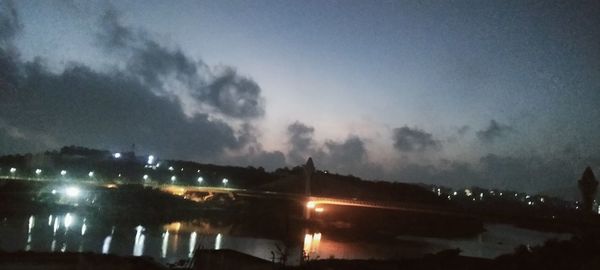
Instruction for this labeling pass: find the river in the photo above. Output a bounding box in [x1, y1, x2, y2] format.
[0, 212, 571, 265]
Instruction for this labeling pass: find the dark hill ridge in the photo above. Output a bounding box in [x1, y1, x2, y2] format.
[0, 146, 440, 204]
[261, 170, 443, 204]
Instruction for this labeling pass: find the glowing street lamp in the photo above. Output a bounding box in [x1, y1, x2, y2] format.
[222, 178, 229, 187]
[10, 167, 16, 174]
[170, 176, 176, 183]
[65, 186, 81, 198]
[143, 174, 149, 181]
[113, 152, 121, 159]
[197, 177, 203, 184]
[88, 171, 94, 178]
[35, 169, 42, 176]
[306, 201, 316, 209]
[147, 155, 155, 165]
[60, 170, 67, 176]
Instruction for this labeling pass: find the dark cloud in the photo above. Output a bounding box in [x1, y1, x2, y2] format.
[392, 126, 440, 152]
[316, 136, 382, 178]
[96, 7, 264, 119]
[457, 125, 470, 136]
[0, 0, 21, 43]
[286, 121, 315, 165]
[476, 120, 513, 143]
[284, 121, 382, 178]
[0, 5, 266, 162]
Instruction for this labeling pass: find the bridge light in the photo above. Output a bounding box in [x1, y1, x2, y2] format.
[60, 170, 67, 176]
[306, 201, 316, 209]
[222, 178, 228, 186]
[65, 186, 81, 198]
[171, 176, 176, 182]
[197, 177, 203, 183]
[147, 155, 155, 165]
[35, 169, 42, 175]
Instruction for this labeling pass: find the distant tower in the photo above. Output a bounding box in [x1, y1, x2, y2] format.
[578, 166, 598, 212]
[304, 157, 315, 196]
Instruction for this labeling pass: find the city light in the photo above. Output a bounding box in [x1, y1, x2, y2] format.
[143, 174, 149, 181]
[88, 171, 94, 178]
[35, 169, 42, 175]
[113, 152, 121, 158]
[315, 207, 325, 213]
[171, 176, 176, 182]
[147, 155, 155, 165]
[60, 170, 67, 176]
[307, 201, 316, 209]
[197, 177, 203, 183]
[65, 186, 81, 198]
[222, 178, 229, 186]
[168, 166, 174, 171]
[10, 167, 16, 173]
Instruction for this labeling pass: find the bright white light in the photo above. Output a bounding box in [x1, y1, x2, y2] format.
[133, 225, 145, 256]
[215, 233, 222, 250]
[51, 189, 57, 194]
[113, 152, 121, 158]
[161, 231, 169, 258]
[28, 216, 35, 233]
[64, 213, 73, 228]
[453, 191, 458, 196]
[9, 167, 16, 173]
[197, 177, 203, 183]
[35, 169, 42, 175]
[60, 170, 67, 176]
[306, 201, 316, 209]
[189, 232, 197, 258]
[168, 166, 174, 171]
[88, 171, 94, 177]
[222, 178, 229, 186]
[147, 155, 155, 165]
[170, 176, 176, 182]
[102, 236, 112, 254]
[143, 174, 149, 180]
[65, 186, 81, 198]
[465, 189, 472, 197]
[81, 222, 87, 236]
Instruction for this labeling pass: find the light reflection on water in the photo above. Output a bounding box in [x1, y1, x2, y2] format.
[0, 214, 572, 265]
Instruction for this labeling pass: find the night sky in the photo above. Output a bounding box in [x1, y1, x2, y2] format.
[1, 0, 599, 193]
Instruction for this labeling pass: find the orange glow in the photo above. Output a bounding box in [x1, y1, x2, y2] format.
[163, 222, 182, 232]
[315, 207, 324, 213]
[306, 201, 316, 209]
[106, 184, 118, 189]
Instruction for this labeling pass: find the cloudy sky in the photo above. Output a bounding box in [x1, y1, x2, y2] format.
[1, 0, 599, 193]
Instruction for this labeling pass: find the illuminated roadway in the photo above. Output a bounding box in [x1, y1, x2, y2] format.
[2, 176, 465, 217]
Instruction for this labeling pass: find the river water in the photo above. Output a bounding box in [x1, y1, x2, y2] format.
[0, 213, 571, 265]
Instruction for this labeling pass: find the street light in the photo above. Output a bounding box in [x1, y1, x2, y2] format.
[306, 201, 316, 209]
[222, 178, 228, 187]
[143, 174, 149, 181]
[10, 167, 16, 174]
[197, 177, 203, 184]
[88, 171, 94, 178]
[60, 170, 67, 176]
[171, 176, 176, 182]
[113, 152, 121, 159]
[35, 169, 42, 176]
